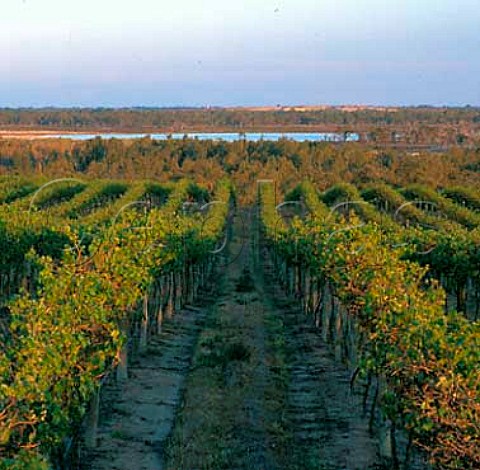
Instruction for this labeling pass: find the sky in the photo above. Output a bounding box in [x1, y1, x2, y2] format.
[2, 0, 480, 107]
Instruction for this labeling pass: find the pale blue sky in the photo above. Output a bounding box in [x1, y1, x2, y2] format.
[2, 0, 479, 107]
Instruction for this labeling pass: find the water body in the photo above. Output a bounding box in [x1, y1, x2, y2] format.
[43, 132, 359, 142]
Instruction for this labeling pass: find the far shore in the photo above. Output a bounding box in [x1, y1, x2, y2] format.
[0, 126, 357, 140]
[0, 130, 87, 140]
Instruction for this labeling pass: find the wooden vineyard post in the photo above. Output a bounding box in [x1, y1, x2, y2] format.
[378, 378, 393, 464]
[194, 264, 200, 299]
[207, 257, 212, 285]
[157, 277, 164, 334]
[22, 261, 30, 293]
[346, 316, 358, 366]
[199, 262, 205, 290]
[116, 340, 129, 382]
[182, 264, 187, 304]
[316, 281, 325, 330]
[175, 271, 182, 310]
[208, 255, 214, 278]
[300, 266, 306, 313]
[167, 271, 174, 318]
[184, 263, 189, 304]
[205, 259, 210, 288]
[329, 291, 337, 343]
[11, 267, 18, 298]
[188, 264, 195, 303]
[290, 264, 295, 297]
[311, 277, 319, 326]
[157, 300, 164, 334]
[341, 309, 350, 362]
[173, 272, 179, 311]
[296, 264, 301, 301]
[139, 293, 149, 354]
[322, 284, 331, 343]
[280, 259, 286, 286]
[84, 386, 100, 448]
[283, 263, 288, 295]
[194, 264, 201, 298]
[304, 269, 311, 315]
[334, 304, 343, 362]
[289, 264, 295, 298]
[326, 284, 337, 343]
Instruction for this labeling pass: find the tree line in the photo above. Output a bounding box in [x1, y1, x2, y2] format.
[0, 137, 479, 203]
[1, 107, 480, 145]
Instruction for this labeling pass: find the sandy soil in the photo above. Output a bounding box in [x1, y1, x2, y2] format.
[80, 209, 427, 470]
[164, 211, 385, 469]
[79, 301, 212, 470]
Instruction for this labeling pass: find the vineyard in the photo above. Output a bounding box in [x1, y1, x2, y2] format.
[0, 175, 478, 469]
[0, 177, 230, 468]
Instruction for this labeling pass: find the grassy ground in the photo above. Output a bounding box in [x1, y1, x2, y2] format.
[164, 217, 291, 469]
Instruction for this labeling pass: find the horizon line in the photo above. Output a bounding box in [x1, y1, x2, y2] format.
[0, 104, 479, 111]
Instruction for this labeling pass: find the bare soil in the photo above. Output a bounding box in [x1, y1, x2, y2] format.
[79, 301, 212, 470]
[164, 212, 383, 469]
[81, 210, 413, 470]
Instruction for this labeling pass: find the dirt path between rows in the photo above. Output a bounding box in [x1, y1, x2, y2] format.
[262, 260, 380, 470]
[163, 211, 280, 469]
[80, 299, 212, 470]
[164, 210, 384, 469]
[81, 208, 416, 470]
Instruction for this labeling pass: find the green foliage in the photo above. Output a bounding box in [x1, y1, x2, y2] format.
[0, 178, 231, 466]
[443, 186, 480, 211]
[261, 181, 480, 469]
